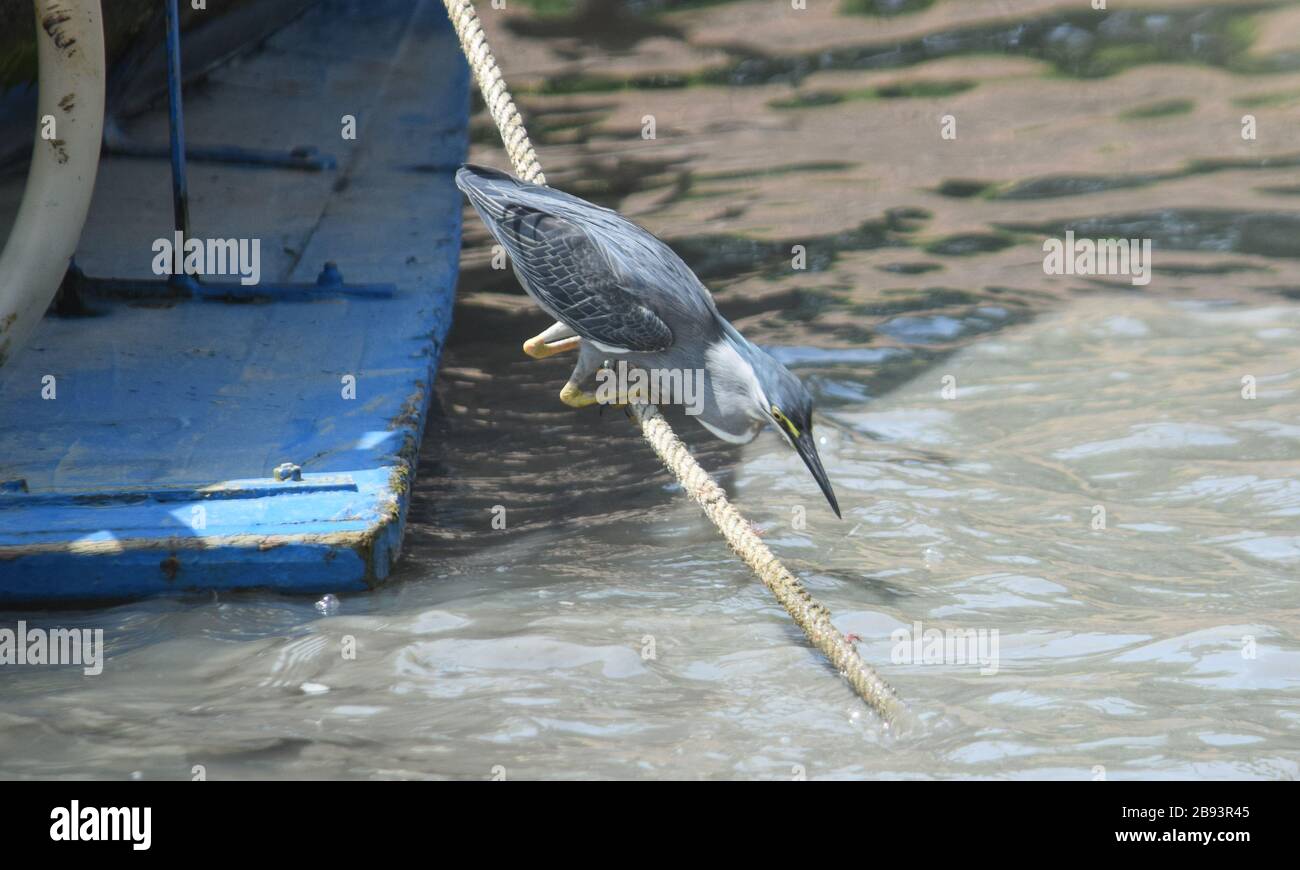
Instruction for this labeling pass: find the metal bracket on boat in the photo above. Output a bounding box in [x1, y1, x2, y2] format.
[70, 0, 394, 305]
[272, 463, 303, 482]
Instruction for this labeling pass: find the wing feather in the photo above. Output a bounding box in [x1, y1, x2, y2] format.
[472, 195, 674, 353]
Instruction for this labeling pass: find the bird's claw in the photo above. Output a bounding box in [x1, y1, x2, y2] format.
[524, 334, 581, 359]
[524, 322, 580, 359]
[559, 381, 599, 408]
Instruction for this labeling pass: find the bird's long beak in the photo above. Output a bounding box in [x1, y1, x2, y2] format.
[794, 431, 841, 518]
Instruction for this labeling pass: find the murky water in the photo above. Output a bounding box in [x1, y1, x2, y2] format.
[3, 0, 1300, 779]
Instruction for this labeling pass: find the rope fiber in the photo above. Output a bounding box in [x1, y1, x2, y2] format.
[442, 0, 906, 726]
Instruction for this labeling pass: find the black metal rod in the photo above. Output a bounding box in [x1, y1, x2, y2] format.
[163, 0, 190, 246]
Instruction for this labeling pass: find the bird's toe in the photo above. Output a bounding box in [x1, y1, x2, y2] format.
[559, 381, 599, 408]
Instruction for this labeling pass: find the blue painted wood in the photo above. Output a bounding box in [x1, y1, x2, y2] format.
[0, 0, 468, 602]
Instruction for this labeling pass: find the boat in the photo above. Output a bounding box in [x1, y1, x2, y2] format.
[0, 0, 469, 601]
[0, 0, 319, 168]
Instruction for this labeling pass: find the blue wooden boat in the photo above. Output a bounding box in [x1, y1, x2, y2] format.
[0, 0, 468, 602]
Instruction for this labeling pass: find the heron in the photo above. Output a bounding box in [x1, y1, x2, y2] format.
[456, 164, 840, 517]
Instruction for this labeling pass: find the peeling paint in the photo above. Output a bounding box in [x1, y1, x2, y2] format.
[0, 530, 379, 559]
[41, 8, 78, 55]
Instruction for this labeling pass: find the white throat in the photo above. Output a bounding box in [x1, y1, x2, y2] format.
[700, 337, 770, 443]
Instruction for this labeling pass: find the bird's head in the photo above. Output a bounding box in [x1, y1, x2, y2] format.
[750, 351, 841, 518]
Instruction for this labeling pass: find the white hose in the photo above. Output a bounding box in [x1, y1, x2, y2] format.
[0, 1, 105, 369]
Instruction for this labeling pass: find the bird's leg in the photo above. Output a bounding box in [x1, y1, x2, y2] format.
[559, 349, 601, 408]
[593, 358, 648, 408]
[558, 351, 649, 409]
[524, 321, 580, 359]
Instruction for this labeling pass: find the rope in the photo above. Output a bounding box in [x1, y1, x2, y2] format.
[441, 0, 906, 727]
[443, 0, 546, 186]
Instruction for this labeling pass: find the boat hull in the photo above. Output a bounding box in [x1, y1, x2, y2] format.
[0, 0, 468, 602]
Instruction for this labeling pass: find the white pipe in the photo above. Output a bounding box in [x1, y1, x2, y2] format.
[0, 1, 105, 370]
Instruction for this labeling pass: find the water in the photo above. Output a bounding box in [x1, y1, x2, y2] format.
[3, 0, 1300, 779]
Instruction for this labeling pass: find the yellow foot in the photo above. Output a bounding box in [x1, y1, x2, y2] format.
[560, 381, 598, 408]
[523, 334, 581, 359]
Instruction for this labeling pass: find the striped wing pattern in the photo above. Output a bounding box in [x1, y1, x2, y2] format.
[470, 189, 674, 352]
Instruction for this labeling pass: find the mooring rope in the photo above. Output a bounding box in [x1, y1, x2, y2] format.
[441, 0, 906, 726]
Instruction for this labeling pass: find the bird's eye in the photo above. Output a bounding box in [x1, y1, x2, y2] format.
[771, 405, 801, 439]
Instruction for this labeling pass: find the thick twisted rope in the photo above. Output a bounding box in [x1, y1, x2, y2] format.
[444, 0, 546, 185]
[442, 0, 906, 726]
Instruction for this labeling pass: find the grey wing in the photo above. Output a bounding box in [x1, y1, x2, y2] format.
[492, 204, 674, 353]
